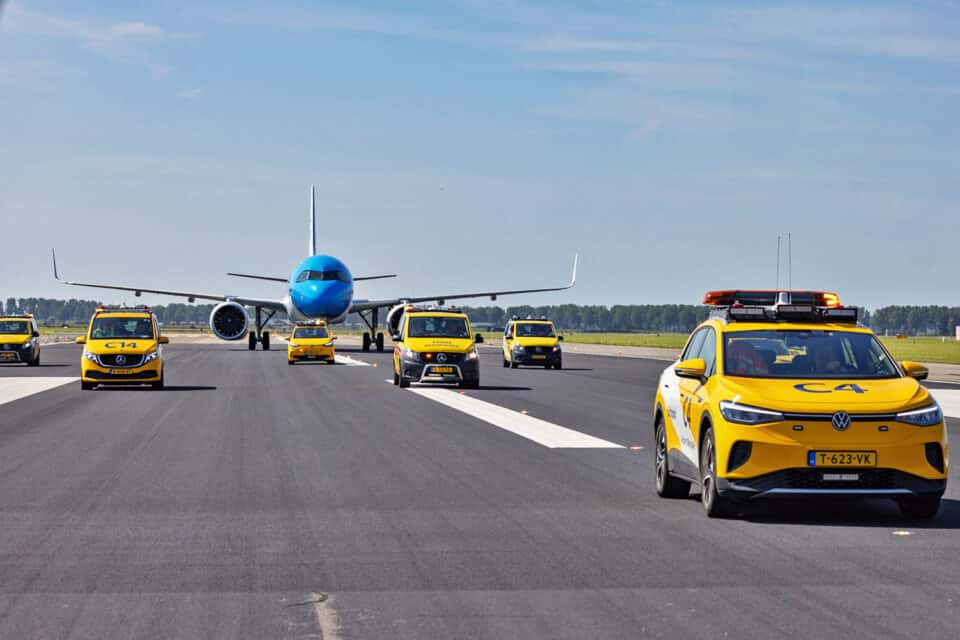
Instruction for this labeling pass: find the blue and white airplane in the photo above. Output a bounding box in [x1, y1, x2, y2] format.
[53, 186, 577, 352]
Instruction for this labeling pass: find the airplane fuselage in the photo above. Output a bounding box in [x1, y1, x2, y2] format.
[285, 254, 354, 323]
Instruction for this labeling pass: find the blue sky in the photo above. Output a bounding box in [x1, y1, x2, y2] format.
[1, 0, 958, 309]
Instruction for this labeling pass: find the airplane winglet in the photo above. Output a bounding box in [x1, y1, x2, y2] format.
[52, 248, 60, 281]
[570, 252, 579, 288]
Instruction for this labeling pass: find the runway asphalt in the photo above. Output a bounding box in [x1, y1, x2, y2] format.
[0, 342, 958, 639]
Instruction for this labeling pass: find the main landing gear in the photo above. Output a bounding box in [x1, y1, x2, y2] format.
[248, 306, 276, 351]
[358, 307, 385, 353]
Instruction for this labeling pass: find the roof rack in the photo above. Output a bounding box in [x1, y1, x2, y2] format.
[95, 305, 153, 313]
[295, 319, 328, 326]
[704, 290, 858, 324]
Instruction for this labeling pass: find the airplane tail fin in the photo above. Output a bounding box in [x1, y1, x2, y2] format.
[309, 185, 317, 256]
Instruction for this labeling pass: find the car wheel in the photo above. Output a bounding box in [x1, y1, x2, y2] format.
[502, 357, 509, 368]
[460, 376, 479, 389]
[655, 417, 691, 498]
[151, 373, 164, 390]
[398, 376, 410, 388]
[81, 381, 95, 391]
[288, 360, 295, 365]
[700, 426, 735, 518]
[393, 371, 400, 386]
[898, 495, 941, 519]
[510, 361, 519, 369]
[554, 361, 562, 370]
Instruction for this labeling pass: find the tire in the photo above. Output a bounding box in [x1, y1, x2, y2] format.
[262, 331, 270, 351]
[460, 375, 480, 389]
[700, 427, 735, 518]
[398, 375, 410, 389]
[248, 332, 257, 351]
[502, 356, 509, 368]
[362, 332, 371, 352]
[554, 360, 562, 370]
[510, 361, 519, 369]
[151, 372, 164, 390]
[376, 332, 384, 352]
[81, 381, 95, 391]
[898, 495, 941, 519]
[655, 417, 691, 498]
[288, 359, 295, 365]
[393, 371, 400, 386]
[28, 354, 39, 367]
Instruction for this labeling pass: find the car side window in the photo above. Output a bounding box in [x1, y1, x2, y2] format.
[682, 328, 707, 361]
[504, 322, 512, 338]
[698, 328, 717, 376]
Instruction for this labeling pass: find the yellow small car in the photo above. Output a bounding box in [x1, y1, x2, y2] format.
[392, 306, 483, 388]
[287, 321, 337, 364]
[0, 314, 41, 366]
[654, 290, 947, 519]
[77, 306, 168, 390]
[502, 317, 563, 369]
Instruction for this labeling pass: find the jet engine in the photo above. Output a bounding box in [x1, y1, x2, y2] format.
[209, 301, 249, 341]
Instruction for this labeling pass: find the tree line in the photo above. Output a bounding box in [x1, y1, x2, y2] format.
[6, 297, 960, 335]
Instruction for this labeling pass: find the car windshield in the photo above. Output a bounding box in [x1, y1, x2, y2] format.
[724, 330, 899, 379]
[0, 321, 29, 334]
[294, 327, 329, 338]
[90, 317, 155, 339]
[407, 317, 470, 339]
[516, 323, 555, 338]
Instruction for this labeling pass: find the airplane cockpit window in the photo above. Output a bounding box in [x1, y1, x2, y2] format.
[296, 270, 348, 283]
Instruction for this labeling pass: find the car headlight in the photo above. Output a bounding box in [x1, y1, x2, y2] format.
[552, 344, 561, 352]
[83, 350, 100, 365]
[719, 400, 784, 425]
[403, 348, 420, 361]
[143, 349, 160, 364]
[896, 403, 943, 427]
[288, 342, 299, 348]
[465, 349, 478, 360]
[324, 341, 335, 347]
[513, 344, 525, 352]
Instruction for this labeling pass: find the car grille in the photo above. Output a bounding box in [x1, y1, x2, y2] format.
[99, 354, 145, 368]
[425, 353, 464, 364]
[524, 346, 554, 355]
[750, 468, 897, 491]
[86, 370, 156, 380]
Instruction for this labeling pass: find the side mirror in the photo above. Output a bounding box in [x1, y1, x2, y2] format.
[329, 335, 338, 341]
[32, 331, 40, 338]
[558, 335, 564, 341]
[674, 358, 707, 379]
[75, 336, 86, 344]
[159, 336, 170, 344]
[901, 360, 928, 381]
[391, 333, 401, 342]
[475, 334, 484, 344]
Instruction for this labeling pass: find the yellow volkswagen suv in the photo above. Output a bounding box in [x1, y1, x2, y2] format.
[392, 306, 483, 388]
[0, 314, 41, 366]
[654, 290, 947, 519]
[77, 306, 168, 390]
[287, 321, 337, 364]
[502, 317, 563, 369]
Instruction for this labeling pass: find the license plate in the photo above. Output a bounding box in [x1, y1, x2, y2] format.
[431, 366, 454, 374]
[0, 353, 15, 359]
[532, 355, 546, 359]
[808, 451, 876, 467]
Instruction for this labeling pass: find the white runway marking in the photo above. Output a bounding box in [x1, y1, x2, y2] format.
[0, 377, 78, 407]
[931, 389, 960, 419]
[403, 385, 623, 449]
[334, 355, 371, 366]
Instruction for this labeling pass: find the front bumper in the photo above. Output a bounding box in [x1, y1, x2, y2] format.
[288, 346, 335, 360]
[717, 468, 946, 500]
[0, 343, 36, 363]
[81, 358, 162, 383]
[401, 357, 479, 383]
[511, 349, 561, 366]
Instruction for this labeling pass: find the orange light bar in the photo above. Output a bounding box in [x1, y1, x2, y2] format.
[703, 290, 841, 307]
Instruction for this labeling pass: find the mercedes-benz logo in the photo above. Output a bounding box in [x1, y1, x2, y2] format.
[115, 354, 127, 365]
[831, 411, 851, 432]
[437, 353, 447, 363]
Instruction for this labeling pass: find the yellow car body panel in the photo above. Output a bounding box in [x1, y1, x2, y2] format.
[0, 316, 39, 365]
[655, 315, 948, 505]
[287, 323, 336, 363]
[79, 311, 164, 385]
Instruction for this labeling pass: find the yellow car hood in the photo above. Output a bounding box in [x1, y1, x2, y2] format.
[87, 339, 159, 355]
[403, 337, 474, 353]
[720, 376, 932, 414]
[291, 338, 334, 345]
[514, 337, 558, 348]
[0, 335, 31, 345]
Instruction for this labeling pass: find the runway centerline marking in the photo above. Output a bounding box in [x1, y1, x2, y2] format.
[334, 355, 371, 366]
[395, 383, 623, 449]
[931, 389, 960, 419]
[0, 377, 78, 407]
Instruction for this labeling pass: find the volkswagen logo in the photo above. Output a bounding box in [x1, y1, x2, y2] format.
[831, 411, 852, 432]
[437, 353, 448, 363]
[115, 354, 127, 366]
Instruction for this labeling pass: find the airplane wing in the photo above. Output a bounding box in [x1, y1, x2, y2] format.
[348, 254, 578, 313]
[52, 250, 287, 312]
[227, 272, 397, 283]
